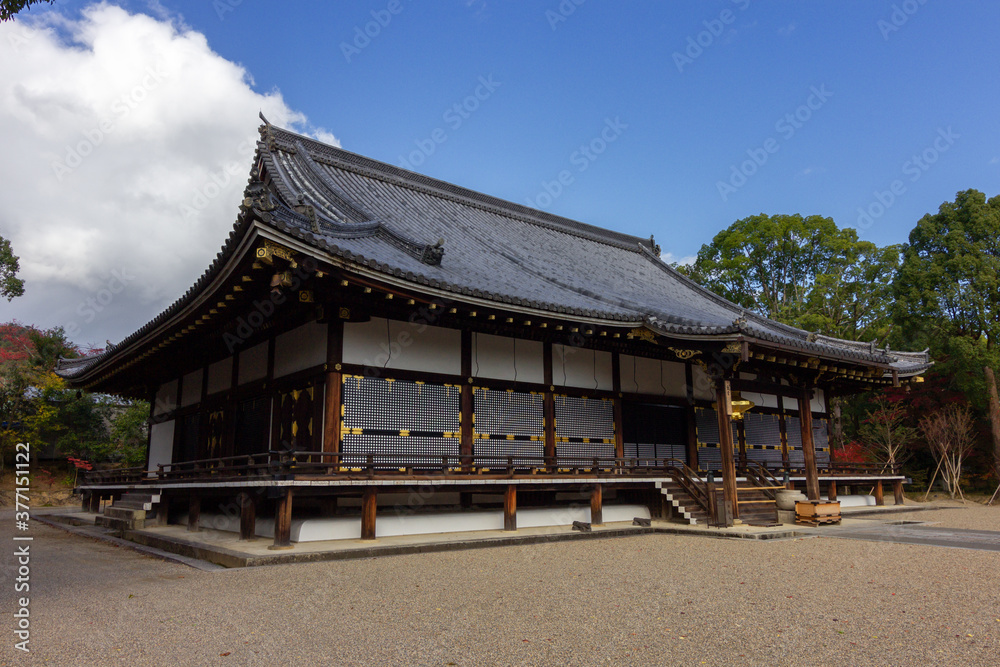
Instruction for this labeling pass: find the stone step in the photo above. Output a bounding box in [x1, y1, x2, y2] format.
[114, 500, 153, 511]
[96, 515, 145, 531]
[104, 506, 146, 521]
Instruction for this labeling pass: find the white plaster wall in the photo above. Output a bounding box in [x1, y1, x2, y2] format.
[811, 388, 826, 414]
[153, 380, 177, 416]
[190, 504, 651, 542]
[741, 391, 779, 409]
[239, 341, 268, 385]
[472, 333, 544, 384]
[343, 317, 461, 376]
[691, 364, 715, 401]
[274, 321, 327, 378]
[207, 357, 232, 396]
[618, 355, 687, 397]
[552, 345, 613, 391]
[147, 420, 175, 475]
[180, 369, 203, 407]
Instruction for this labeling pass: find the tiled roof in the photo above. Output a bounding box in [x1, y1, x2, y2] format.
[56, 121, 931, 383]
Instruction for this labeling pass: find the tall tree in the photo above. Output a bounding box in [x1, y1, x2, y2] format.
[0, 0, 53, 22]
[894, 189, 1000, 351]
[680, 213, 897, 342]
[0, 236, 24, 301]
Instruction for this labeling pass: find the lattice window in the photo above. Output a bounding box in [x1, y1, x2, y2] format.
[554, 394, 615, 461]
[176, 412, 200, 463]
[744, 412, 784, 467]
[276, 385, 316, 451]
[341, 376, 460, 468]
[474, 387, 544, 467]
[695, 407, 738, 472]
[235, 395, 270, 456]
[204, 409, 225, 460]
[815, 418, 831, 468]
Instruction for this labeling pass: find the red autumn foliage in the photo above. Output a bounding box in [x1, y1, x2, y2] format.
[833, 441, 869, 464]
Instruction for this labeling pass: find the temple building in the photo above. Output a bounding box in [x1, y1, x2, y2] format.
[58, 119, 929, 548]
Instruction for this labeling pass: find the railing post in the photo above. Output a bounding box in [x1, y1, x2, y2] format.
[504, 484, 517, 531]
[590, 485, 603, 526]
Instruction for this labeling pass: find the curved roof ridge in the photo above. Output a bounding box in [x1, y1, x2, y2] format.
[267, 124, 653, 253]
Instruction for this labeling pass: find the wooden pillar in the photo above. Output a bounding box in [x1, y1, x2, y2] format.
[611, 352, 624, 460]
[893, 480, 904, 506]
[239, 492, 256, 540]
[361, 487, 377, 540]
[504, 484, 517, 531]
[87, 492, 102, 513]
[460, 329, 474, 466]
[590, 484, 603, 526]
[271, 488, 293, 549]
[324, 321, 344, 469]
[828, 480, 838, 502]
[543, 342, 556, 467]
[716, 380, 739, 519]
[874, 480, 885, 506]
[187, 494, 201, 532]
[684, 363, 698, 469]
[798, 392, 821, 501]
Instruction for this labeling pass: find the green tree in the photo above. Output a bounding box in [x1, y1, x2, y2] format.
[0, 0, 54, 22]
[0, 236, 24, 301]
[680, 213, 897, 342]
[894, 189, 1000, 351]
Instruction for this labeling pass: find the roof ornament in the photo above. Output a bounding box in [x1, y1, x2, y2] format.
[295, 193, 320, 233]
[807, 330, 819, 342]
[733, 311, 747, 328]
[421, 238, 445, 266]
[242, 178, 276, 213]
[869, 339, 879, 354]
[649, 235, 661, 257]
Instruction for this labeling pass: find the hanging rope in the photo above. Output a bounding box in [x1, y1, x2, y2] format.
[659, 359, 667, 395]
[513, 337, 518, 382]
[632, 355, 639, 393]
[593, 349, 599, 391]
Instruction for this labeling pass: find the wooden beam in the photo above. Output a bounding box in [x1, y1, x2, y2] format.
[239, 492, 256, 540]
[323, 320, 344, 463]
[716, 380, 739, 519]
[874, 480, 885, 506]
[270, 488, 293, 549]
[361, 487, 377, 540]
[87, 492, 101, 514]
[590, 485, 603, 526]
[461, 329, 474, 463]
[828, 480, 838, 502]
[543, 342, 556, 466]
[187, 494, 200, 532]
[504, 484, 517, 531]
[798, 392, 821, 501]
[893, 480, 904, 506]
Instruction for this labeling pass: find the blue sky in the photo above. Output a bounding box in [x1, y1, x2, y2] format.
[160, 0, 999, 254]
[2, 0, 999, 345]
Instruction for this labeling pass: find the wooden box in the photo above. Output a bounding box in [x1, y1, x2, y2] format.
[795, 500, 841, 526]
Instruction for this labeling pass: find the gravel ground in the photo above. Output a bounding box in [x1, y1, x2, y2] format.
[892, 498, 1000, 531]
[1, 503, 998, 667]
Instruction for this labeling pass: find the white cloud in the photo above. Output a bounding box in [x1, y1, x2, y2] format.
[0, 3, 336, 348]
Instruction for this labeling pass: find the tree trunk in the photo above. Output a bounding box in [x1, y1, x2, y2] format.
[985, 366, 1000, 485]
